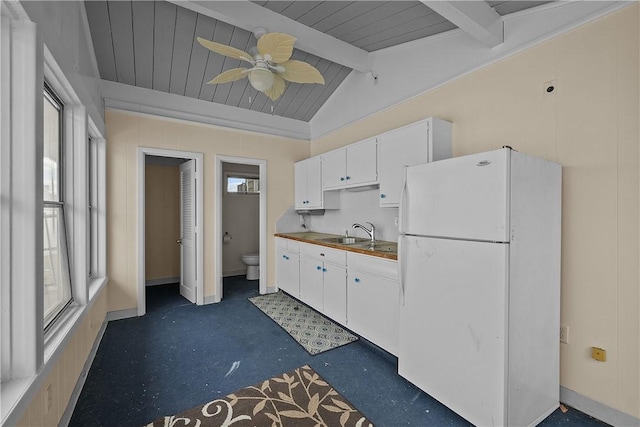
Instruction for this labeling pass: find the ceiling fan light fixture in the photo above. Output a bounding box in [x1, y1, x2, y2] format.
[197, 31, 324, 102]
[247, 67, 275, 92]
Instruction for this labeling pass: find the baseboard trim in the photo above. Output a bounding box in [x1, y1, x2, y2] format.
[560, 386, 639, 427]
[223, 269, 246, 278]
[58, 319, 108, 427]
[203, 294, 217, 305]
[145, 276, 179, 286]
[106, 308, 138, 321]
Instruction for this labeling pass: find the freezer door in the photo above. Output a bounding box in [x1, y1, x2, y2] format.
[398, 235, 508, 426]
[401, 148, 510, 242]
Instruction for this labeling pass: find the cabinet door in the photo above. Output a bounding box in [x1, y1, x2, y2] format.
[305, 156, 323, 208]
[322, 263, 347, 325]
[378, 122, 429, 207]
[346, 137, 377, 186]
[322, 149, 346, 190]
[347, 270, 399, 355]
[277, 248, 299, 297]
[300, 256, 324, 312]
[294, 160, 308, 209]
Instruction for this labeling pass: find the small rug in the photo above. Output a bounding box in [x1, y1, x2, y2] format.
[145, 365, 374, 427]
[248, 291, 358, 355]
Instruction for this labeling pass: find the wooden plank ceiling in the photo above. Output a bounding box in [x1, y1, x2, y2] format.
[85, 1, 549, 122]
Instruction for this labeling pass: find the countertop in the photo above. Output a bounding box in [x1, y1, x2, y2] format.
[275, 232, 398, 260]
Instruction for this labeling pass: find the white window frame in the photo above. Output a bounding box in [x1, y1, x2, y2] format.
[224, 171, 260, 196]
[43, 82, 74, 330]
[0, 4, 108, 425]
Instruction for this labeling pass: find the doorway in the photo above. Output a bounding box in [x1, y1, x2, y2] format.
[215, 155, 267, 301]
[221, 162, 259, 280]
[137, 147, 204, 316]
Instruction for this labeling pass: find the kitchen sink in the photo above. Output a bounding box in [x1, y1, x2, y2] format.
[352, 242, 397, 253]
[317, 236, 369, 245]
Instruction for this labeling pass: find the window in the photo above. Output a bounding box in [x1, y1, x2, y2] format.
[88, 136, 96, 278]
[43, 84, 72, 329]
[225, 173, 260, 194]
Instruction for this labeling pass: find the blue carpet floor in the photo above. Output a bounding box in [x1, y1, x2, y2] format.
[69, 276, 609, 427]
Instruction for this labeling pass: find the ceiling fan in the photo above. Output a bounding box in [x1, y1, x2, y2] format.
[197, 29, 325, 101]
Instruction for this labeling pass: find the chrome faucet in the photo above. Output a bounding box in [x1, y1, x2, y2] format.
[352, 222, 375, 242]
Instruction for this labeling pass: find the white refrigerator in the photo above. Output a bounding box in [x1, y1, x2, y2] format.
[398, 147, 562, 427]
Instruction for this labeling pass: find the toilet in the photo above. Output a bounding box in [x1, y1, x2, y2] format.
[241, 253, 260, 280]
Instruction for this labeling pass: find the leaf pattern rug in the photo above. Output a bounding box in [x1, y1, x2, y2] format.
[145, 365, 374, 427]
[249, 291, 358, 355]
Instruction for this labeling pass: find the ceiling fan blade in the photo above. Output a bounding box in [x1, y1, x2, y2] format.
[264, 74, 286, 101]
[207, 68, 248, 84]
[257, 33, 296, 64]
[197, 37, 254, 64]
[278, 60, 325, 85]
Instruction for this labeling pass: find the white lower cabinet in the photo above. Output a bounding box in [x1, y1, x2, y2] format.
[322, 264, 347, 325]
[276, 238, 300, 297]
[276, 239, 399, 355]
[277, 248, 300, 297]
[347, 252, 399, 355]
[299, 243, 347, 318]
[299, 256, 325, 312]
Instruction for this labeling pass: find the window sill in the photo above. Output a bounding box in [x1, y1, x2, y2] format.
[1, 276, 108, 427]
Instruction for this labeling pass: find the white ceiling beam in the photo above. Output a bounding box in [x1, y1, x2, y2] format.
[423, 1, 503, 48]
[168, 0, 373, 73]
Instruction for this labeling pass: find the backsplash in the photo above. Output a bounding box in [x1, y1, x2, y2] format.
[276, 188, 400, 242]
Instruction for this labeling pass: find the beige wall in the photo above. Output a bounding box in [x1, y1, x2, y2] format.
[145, 164, 181, 281]
[106, 112, 309, 311]
[312, 5, 640, 419]
[16, 289, 108, 426]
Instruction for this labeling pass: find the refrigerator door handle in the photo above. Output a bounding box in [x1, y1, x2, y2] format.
[398, 236, 405, 306]
[398, 165, 408, 234]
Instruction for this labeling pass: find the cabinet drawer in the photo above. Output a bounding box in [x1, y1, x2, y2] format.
[301, 243, 346, 265]
[276, 237, 300, 253]
[347, 252, 398, 280]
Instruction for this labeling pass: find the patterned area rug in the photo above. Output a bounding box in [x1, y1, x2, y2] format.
[145, 365, 374, 427]
[249, 291, 358, 355]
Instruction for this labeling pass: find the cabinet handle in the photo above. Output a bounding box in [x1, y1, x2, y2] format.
[346, 176, 351, 180]
[354, 277, 360, 283]
[340, 177, 345, 181]
[380, 193, 386, 198]
[322, 268, 327, 272]
[320, 253, 325, 257]
[316, 266, 322, 270]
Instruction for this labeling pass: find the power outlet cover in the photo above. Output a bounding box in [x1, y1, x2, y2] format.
[560, 325, 569, 344]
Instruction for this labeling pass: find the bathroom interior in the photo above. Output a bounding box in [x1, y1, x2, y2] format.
[222, 162, 260, 287]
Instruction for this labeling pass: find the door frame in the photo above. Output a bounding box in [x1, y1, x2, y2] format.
[137, 147, 204, 316]
[215, 155, 267, 301]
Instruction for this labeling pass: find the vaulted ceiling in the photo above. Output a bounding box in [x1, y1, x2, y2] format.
[85, 1, 549, 122]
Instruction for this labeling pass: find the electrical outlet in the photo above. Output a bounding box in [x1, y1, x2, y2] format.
[560, 325, 569, 344]
[592, 347, 606, 362]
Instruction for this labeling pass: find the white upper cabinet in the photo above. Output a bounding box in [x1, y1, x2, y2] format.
[378, 118, 452, 207]
[322, 137, 378, 190]
[295, 156, 338, 210]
